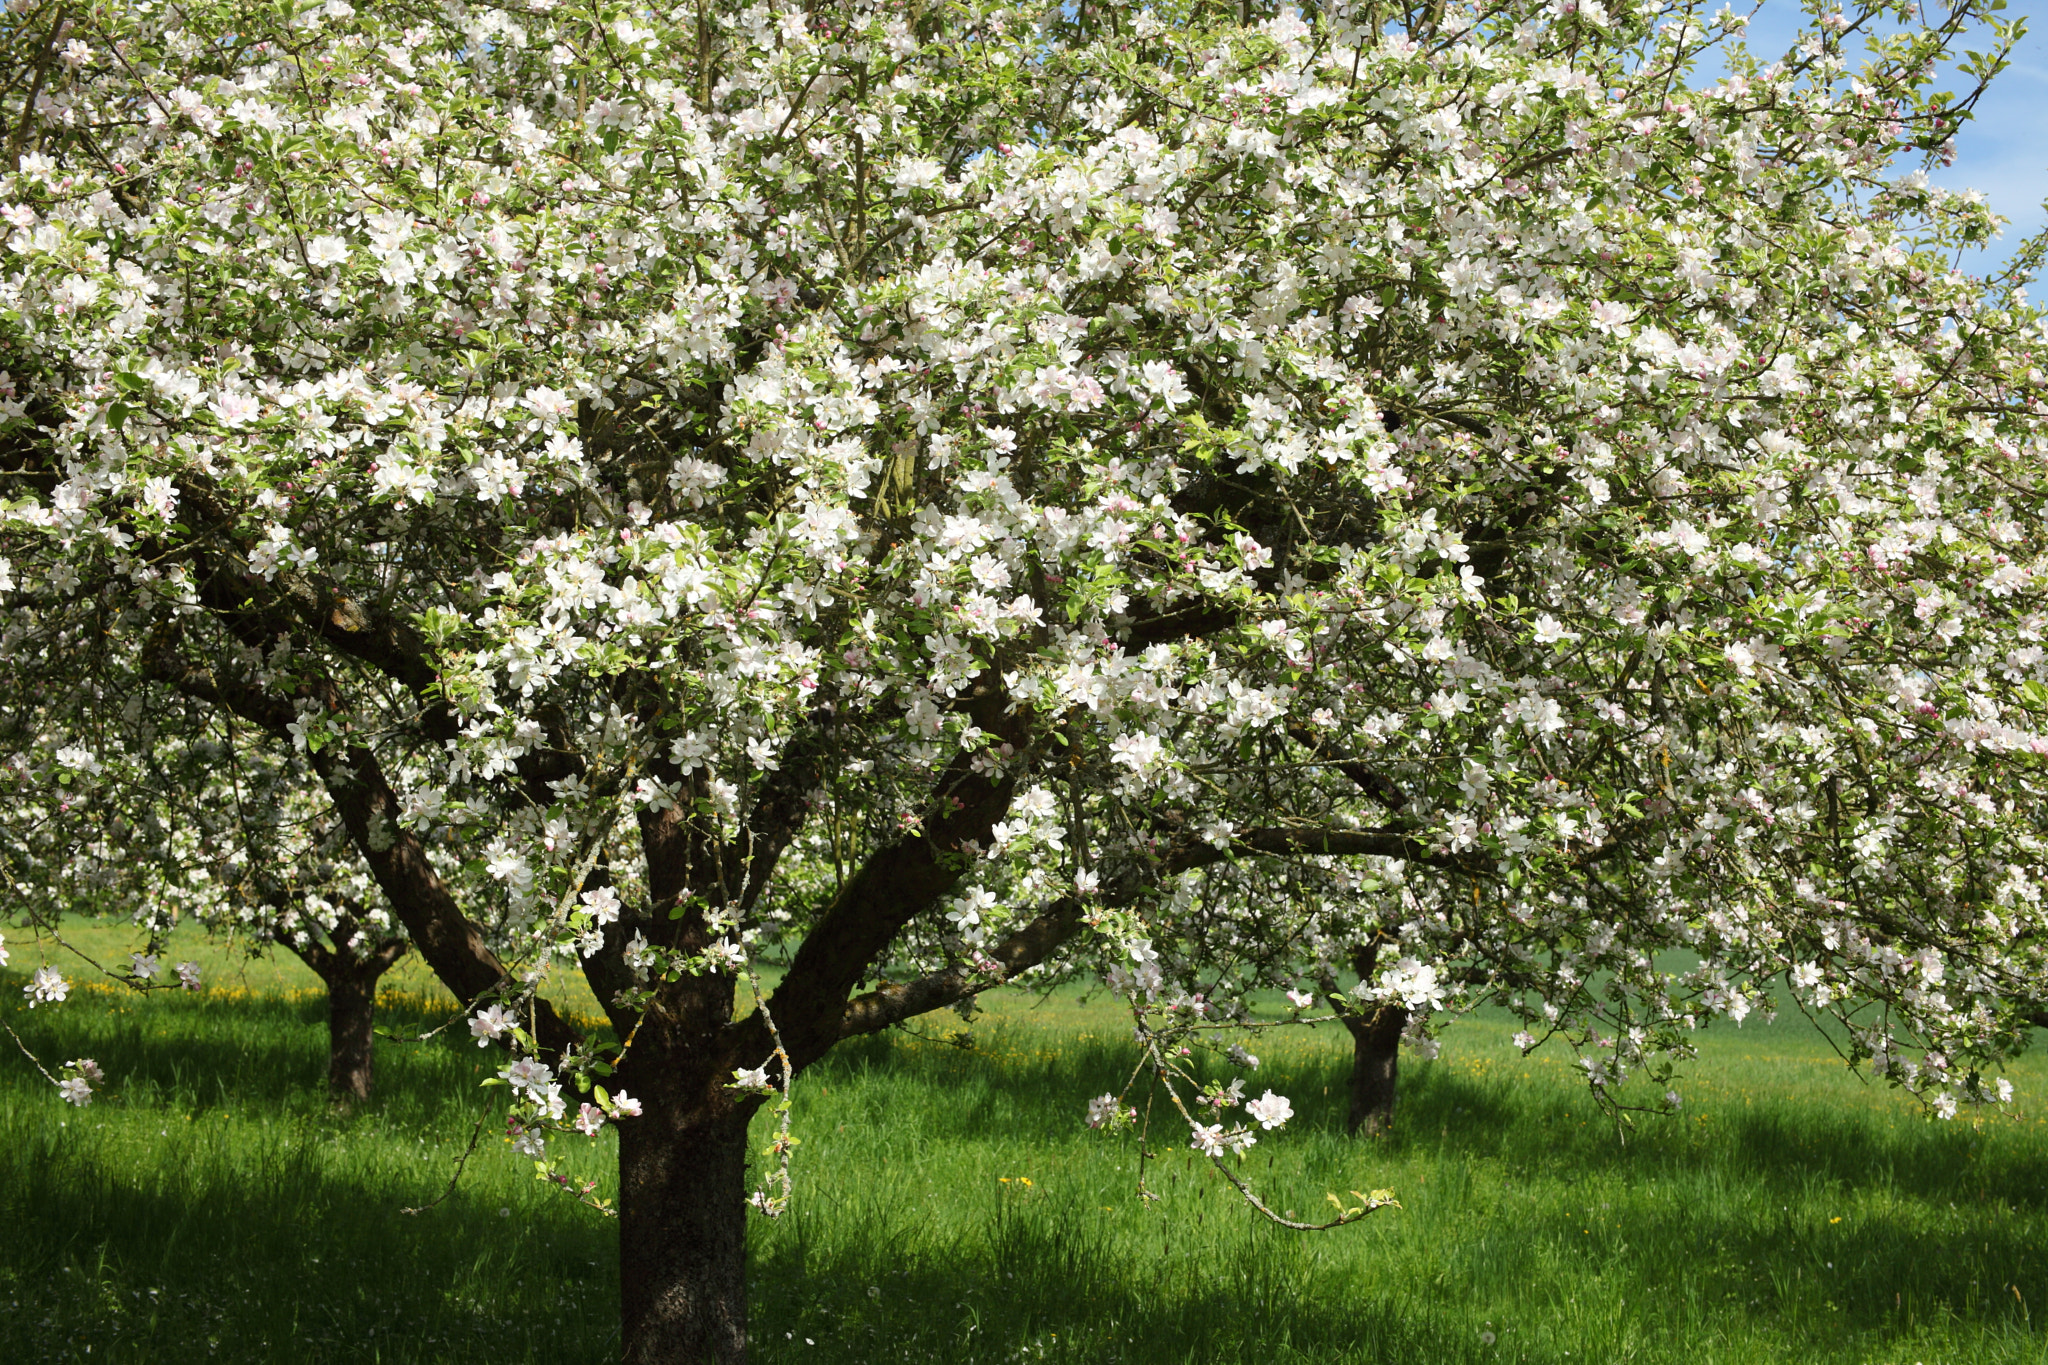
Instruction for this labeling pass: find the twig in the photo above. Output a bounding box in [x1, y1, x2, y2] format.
[3, 1020, 60, 1085]
[743, 964, 798, 1217]
[1128, 1011, 1397, 1232]
[400, 1104, 493, 1216]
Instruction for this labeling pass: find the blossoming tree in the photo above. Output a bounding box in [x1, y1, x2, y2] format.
[5, 0, 2048, 1357]
[0, 610, 417, 1101]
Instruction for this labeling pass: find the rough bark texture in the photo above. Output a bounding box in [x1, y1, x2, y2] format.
[140, 635, 584, 1062]
[1344, 1004, 1409, 1137]
[287, 931, 408, 1105]
[617, 1059, 755, 1365]
[325, 968, 378, 1104]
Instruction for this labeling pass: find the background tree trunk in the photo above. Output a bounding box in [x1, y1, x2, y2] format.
[1344, 1003, 1408, 1137]
[285, 925, 408, 1105]
[618, 1064, 754, 1365]
[326, 968, 378, 1104]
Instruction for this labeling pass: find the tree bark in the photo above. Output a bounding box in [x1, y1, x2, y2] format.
[286, 928, 407, 1105]
[140, 635, 585, 1062]
[326, 967, 378, 1104]
[617, 1064, 755, 1365]
[1344, 1004, 1408, 1137]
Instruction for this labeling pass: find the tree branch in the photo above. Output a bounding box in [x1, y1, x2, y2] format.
[1166, 824, 1462, 871]
[758, 672, 1027, 1067]
[175, 479, 442, 695]
[141, 629, 583, 1058]
[836, 896, 1088, 1040]
[1285, 722, 1411, 811]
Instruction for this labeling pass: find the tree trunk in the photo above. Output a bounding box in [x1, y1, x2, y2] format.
[1344, 1004, 1408, 1137]
[618, 1075, 754, 1365]
[327, 968, 377, 1104]
[285, 927, 407, 1106]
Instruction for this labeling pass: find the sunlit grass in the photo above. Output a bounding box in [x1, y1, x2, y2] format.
[751, 1000, 2048, 1365]
[2, 927, 2046, 1363]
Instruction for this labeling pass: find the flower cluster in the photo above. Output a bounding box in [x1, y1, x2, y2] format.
[56, 1057, 102, 1107]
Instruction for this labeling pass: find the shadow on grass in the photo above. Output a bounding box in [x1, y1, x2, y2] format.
[0, 1133, 619, 1364]
[2, 985, 511, 1120]
[825, 1025, 2048, 1214]
[6, 985, 2045, 1364]
[0, 976, 621, 1361]
[1380, 1057, 2048, 1215]
[783, 1030, 2048, 1361]
[747, 1148, 2046, 1365]
[751, 1161, 1497, 1365]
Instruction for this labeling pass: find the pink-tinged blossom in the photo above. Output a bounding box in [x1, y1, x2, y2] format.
[622, 931, 653, 977]
[130, 953, 158, 980]
[55, 1058, 103, 1106]
[1245, 1091, 1293, 1130]
[1109, 732, 1165, 773]
[53, 275, 100, 310]
[501, 1057, 552, 1093]
[174, 961, 201, 991]
[207, 391, 260, 428]
[610, 1091, 643, 1118]
[574, 1103, 606, 1136]
[140, 477, 179, 521]
[1587, 300, 1634, 332]
[471, 1004, 514, 1046]
[524, 386, 577, 421]
[580, 885, 622, 926]
[1286, 989, 1314, 1010]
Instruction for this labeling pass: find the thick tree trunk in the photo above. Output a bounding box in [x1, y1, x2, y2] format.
[1344, 1004, 1408, 1137]
[286, 928, 407, 1106]
[327, 969, 377, 1104]
[618, 1075, 754, 1365]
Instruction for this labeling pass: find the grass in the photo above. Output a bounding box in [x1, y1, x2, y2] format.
[3, 921, 2047, 1363]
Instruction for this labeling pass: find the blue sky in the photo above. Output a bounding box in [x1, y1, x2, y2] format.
[1732, 2, 2047, 278]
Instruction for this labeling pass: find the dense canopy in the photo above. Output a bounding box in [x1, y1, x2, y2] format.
[3, 0, 2046, 1356]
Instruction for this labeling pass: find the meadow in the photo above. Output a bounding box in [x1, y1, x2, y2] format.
[2, 921, 2046, 1364]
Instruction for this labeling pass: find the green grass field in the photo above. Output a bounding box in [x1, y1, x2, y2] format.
[4, 920, 2047, 1363]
